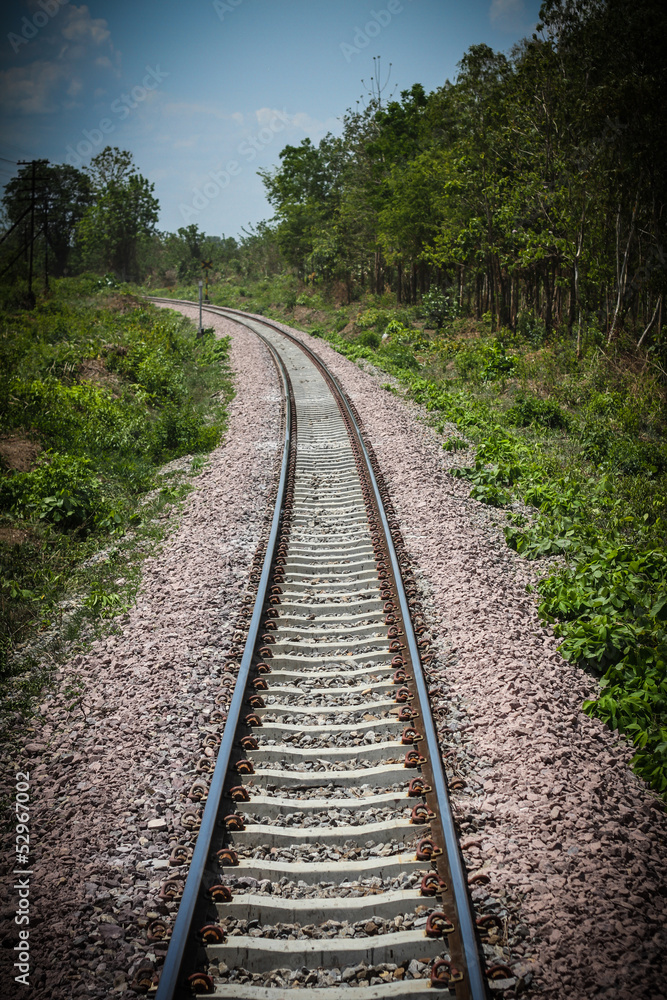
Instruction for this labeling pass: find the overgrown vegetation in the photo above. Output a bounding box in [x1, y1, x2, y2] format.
[0, 276, 232, 703]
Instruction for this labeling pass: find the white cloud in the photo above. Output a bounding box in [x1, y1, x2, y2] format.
[1, 4, 122, 116]
[60, 5, 111, 47]
[67, 77, 83, 97]
[285, 111, 340, 137]
[58, 5, 121, 75]
[255, 106, 285, 126]
[163, 101, 239, 122]
[253, 108, 338, 136]
[173, 135, 201, 149]
[0, 61, 65, 114]
[489, 0, 525, 25]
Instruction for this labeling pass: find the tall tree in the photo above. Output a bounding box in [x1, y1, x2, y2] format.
[77, 148, 159, 282]
[1, 162, 93, 277]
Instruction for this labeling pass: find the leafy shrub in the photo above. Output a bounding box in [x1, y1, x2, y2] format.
[1, 453, 105, 531]
[580, 423, 611, 463]
[358, 330, 380, 349]
[610, 439, 667, 477]
[442, 436, 468, 452]
[454, 338, 517, 383]
[356, 308, 389, 331]
[517, 310, 547, 346]
[420, 287, 460, 327]
[506, 393, 570, 430]
[470, 482, 510, 506]
[379, 340, 420, 371]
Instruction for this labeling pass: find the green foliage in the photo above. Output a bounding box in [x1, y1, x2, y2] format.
[0, 280, 233, 681]
[357, 330, 380, 349]
[303, 296, 667, 798]
[442, 436, 468, 452]
[356, 308, 390, 331]
[506, 393, 570, 430]
[77, 148, 159, 283]
[84, 583, 126, 614]
[1, 454, 104, 532]
[454, 339, 517, 383]
[516, 311, 547, 347]
[420, 288, 460, 328]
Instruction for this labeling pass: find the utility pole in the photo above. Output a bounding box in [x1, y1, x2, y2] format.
[198, 279, 204, 336]
[17, 159, 49, 302]
[201, 259, 212, 302]
[43, 194, 49, 293]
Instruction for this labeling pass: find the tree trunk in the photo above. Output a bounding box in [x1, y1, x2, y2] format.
[637, 295, 662, 349]
[608, 192, 639, 344]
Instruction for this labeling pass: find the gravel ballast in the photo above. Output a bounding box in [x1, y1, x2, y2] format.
[1, 302, 665, 1000]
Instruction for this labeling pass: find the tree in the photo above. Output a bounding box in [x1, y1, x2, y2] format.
[258, 136, 343, 274]
[85, 147, 135, 192]
[1, 162, 93, 277]
[77, 148, 159, 282]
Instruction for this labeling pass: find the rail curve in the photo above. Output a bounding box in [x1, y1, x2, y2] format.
[147, 301, 490, 1000]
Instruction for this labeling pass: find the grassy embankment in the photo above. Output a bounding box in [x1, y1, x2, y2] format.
[0, 277, 233, 721]
[149, 274, 667, 798]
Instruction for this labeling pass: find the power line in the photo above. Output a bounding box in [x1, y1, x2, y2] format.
[11, 159, 49, 301]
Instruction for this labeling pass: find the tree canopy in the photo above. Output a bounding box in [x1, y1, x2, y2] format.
[257, 0, 666, 348]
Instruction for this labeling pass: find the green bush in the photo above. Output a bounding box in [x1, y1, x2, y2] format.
[506, 393, 570, 430]
[358, 330, 380, 349]
[517, 310, 547, 346]
[420, 287, 460, 327]
[1, 453, 104, 531]
[454, 338, 517, 383]
[356, 308, 389, 331]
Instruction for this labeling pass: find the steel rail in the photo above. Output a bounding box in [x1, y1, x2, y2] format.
[210, 306, 489, 1000]
[154, 330, 293, 1000]
[148, 297, 489, 1000]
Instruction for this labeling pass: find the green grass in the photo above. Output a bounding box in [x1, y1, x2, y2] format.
[0, 275, 233, 717]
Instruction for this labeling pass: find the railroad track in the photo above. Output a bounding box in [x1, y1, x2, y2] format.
[147, 302, 490, 1000]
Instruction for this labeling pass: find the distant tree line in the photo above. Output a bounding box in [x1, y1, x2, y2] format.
[0, 145, 269, 295]
[259, 0, 666, 349]
[0, 147, 160, 287]
[2, 0, 664, 354]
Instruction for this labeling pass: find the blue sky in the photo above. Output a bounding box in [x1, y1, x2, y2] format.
[0, 0, 542, 238]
